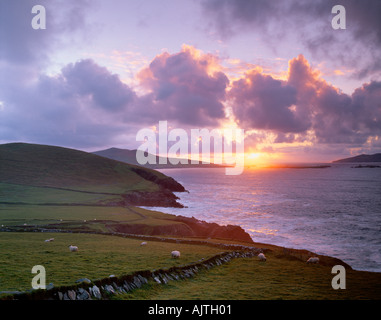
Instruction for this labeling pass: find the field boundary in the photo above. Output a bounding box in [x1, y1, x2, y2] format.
[0, 226, 262, 252]
[0, 248, 260, 300]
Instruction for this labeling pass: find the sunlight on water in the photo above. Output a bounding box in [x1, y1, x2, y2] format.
[145, 165, 381, 272]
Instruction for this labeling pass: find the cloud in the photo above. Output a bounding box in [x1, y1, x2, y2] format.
[0, 46, 231, 148]
[229, 54, 381, 145]
[61, 59, 136, 111]
[0, 5, 379, 157]
[229, 70, 308, 133]
[0, 0, 94, 67]
[136, 45, 229, 126]
[0, 59, 137, 148]
[200, 0, 381, 79]
[201, 0, 287, 39]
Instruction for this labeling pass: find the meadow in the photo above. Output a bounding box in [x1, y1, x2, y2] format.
[112, 249, 381, 300]
[0, 232, 226, 293]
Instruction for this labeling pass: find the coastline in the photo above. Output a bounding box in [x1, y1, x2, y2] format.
[1, 143, 380, 300]
[155, 166, 381, 273]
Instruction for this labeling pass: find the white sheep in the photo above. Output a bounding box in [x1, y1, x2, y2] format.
[171, 250, 180, 258]
[140, 242, 147, 246]
[258, 253, 266, 261]
[306, 257, 319, 264]
[69, 245, 78, 252]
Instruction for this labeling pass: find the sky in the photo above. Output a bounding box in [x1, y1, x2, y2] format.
[1, 0, 381, 164]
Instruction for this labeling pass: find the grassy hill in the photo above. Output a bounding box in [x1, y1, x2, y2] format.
[0, 142, 252, 242]
[0, 143, 185, 195]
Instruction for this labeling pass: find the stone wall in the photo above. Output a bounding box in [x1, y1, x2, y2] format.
[2, 250, 260, 300]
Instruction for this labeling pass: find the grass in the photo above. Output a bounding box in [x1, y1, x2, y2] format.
[0, 204, 174, 225]
[0, 183, 121, 205]
[0, 232, 227, 293]
[0, 142, 183, 195]
[1, 224, 380, 299]
[0, 204, 189, 238]
[112, 251, 381, 300]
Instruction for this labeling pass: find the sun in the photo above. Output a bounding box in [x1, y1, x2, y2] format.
[248, 153, 261, 160]
[245, 152, 283, 167]
[245, 152, 265, 166]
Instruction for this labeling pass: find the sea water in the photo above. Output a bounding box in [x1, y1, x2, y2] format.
[148, 164, 381, 272]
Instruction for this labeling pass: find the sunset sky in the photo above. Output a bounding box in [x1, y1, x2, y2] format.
[1, 0, 381, 164]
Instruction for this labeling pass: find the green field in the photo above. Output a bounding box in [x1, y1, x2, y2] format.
[0, 182, 122, 205]
[0, 203, 184, 231]
[112, 250, 381, 300]
[1, 231, 380, 299]
[0, 232, 226, 293]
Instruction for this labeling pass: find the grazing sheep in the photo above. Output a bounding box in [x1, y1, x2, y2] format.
[171, 250, 180, 258]
[69, 245, 78, 252]
[44, 238, 54, 242]
[258, 253, 266, 261]
[140, 242, 147, 246]
[306, 257, 319, 264]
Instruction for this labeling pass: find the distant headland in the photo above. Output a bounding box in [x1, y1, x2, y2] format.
[332, 153, 381, 163]
[92, 147, 227, 169]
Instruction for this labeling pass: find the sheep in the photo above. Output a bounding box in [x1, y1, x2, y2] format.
[69, 245, 78, 252]
[258, 253, 266, 261]
[140, 242, 147, 246]
[171, 250, 180, 258]
[306, 257, 319, 264]
[44, 238, 54, 242]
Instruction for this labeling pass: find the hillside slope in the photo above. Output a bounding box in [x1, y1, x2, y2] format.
[0, 143, 185, 203]
[0, 143, 253, 243]
[333, 153, 381, 163]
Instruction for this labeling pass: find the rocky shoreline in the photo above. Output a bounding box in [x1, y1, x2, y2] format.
[108, 215, 254, 243]
[121, 189, 185, 208]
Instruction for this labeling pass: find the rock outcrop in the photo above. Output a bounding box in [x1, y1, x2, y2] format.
[121, 189, 184, 208]
[108, 215, 253, 243]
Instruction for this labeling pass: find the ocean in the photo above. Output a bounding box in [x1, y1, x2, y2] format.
[148, 164, 381, 272]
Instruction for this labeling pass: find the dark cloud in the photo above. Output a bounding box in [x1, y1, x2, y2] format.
[0, 46, 230, 148]
[62, 60, 136, 111]
[201, 0, 284, 38]
[229, 71, 308, 133]
[230, 54, 381, 144]
[0, 59, 137, 148]
[201, 0, 381, 79]
[0, 0, 94, 67]
[0, 0, 50, 65]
